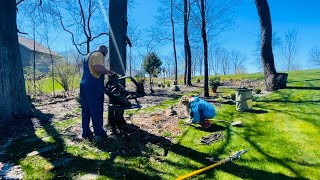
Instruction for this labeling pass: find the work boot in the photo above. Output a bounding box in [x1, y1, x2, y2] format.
[201, 120, 211, 129]
[92, 135, 107, 144]
[80, 131, 93, 141]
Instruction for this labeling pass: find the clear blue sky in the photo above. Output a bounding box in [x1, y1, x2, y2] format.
[130, 0, 320, 73]
[45, 0, 320, 73]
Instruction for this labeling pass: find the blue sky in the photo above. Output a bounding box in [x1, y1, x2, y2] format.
[130, 0, 320, 73]
[37, 0, 320, 73]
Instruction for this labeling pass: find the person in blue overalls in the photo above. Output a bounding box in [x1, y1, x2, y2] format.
[180, 95, 216, 129]
[80, 45, 116, 140]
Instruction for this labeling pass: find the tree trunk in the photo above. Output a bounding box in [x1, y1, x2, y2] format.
[49, 52, 55, 96]
[129, 47, 132, 76]
[108, 0, 128, 129]
[183, 0, 187, 85]
[0, 0, 31, 121]
[171, 0, 178, 85]
[184, 51, 187, 85]
[200, 0, 209, 97]
[149, 75, 154, 94]
[86, 40, 90, 55]
[255, 0, 287, 91]
[33, 21, 36, 93]
[184, 0, 192, 86]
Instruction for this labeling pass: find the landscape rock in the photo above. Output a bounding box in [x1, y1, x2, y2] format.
[165, 106, 177, 116]
[170, 85, 180, 91]
[76, 173, 100, 180]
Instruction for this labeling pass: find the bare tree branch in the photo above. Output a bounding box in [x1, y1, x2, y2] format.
[87, 0, 93, 39]
[16, 0, 26, 6]
[78, 0, 89, 39]
[280, 28, 298, 71]
[78, 32, 109, 46]
[17, 29, 28, 35]
[58, 13, 85, 55]
[310, 46, 320, 67]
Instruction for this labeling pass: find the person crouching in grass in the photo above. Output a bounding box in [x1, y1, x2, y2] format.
[180, 95, 216, 129]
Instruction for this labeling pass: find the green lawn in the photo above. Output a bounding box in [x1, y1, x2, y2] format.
[25, 75, 81, 94]
[4, 69, 320, 179]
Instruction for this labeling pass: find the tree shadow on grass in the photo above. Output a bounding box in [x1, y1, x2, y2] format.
[289, 78, 320, 83]
[240, 136, 308, 180]
[192, 124, 226, 132]
[3, 108, 162, 179]
[254, 103, 320, 129]
[3, 104, 313, 179]
[218, 163, 304, 180]
[4, 107, 229, 179]
[285, 86, 320, 90]
[256, 99, 320, 104]
[249, 109, 268, 114]
[230, 108, 314, 180]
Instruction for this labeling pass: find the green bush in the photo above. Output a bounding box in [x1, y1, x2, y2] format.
[230, 92, 236, 100]
[209, 77, 221, 88]
[255, 88, 262, 94]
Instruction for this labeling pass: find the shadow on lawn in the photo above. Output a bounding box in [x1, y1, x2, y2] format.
[218, 163, 304, 180]
[206, 109, 310, 179]
[241, 136, 307, 180]
[249, 109, 268, 114]
[4, 109, 163, 179]
[190, 124, 226, 132]
[289, 78, 320, 83]
[239, 102, 318, 179]
[254, 103, 320, 129]
[256, 99, 320, 104]
[285, 86, 320, 90]
[2, 105, 308, 179]
[3, 107, 220, 179]
[255, 90, 320, 104]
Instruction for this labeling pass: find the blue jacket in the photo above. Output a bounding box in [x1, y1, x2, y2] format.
[189, 97, 216, 123]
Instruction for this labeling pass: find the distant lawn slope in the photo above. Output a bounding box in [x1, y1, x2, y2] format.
[6, 69, 320, 179]
[25, 75, 81, 94]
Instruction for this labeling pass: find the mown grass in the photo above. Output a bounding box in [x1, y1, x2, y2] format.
[25, 75, 81, 94]
[4, 69, 320, 179]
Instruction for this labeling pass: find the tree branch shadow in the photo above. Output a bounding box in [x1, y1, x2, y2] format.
[3, 107, 227, 179]
[285, 86, 320, 90]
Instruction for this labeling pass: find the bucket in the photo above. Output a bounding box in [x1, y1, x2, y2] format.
[235, 87, 253, 111]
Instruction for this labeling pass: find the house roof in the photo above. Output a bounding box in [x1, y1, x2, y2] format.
[18, 36, 60, 56]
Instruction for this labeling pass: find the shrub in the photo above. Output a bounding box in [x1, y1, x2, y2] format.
[255, 88, 262, 94]
[230, 92, 236, 100]
[209, 77, 221, 88]
[166, 81, 171, 87]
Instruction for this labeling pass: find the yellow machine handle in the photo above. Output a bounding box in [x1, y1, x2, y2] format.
[176, 150, 247, 180]
[175, 160, 225, 180]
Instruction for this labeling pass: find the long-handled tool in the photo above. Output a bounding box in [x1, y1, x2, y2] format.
[176, 150, 248, 180]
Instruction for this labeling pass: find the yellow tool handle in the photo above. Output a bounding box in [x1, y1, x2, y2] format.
[175, 160, 226, 180]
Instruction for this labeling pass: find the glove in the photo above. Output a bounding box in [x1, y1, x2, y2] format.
[184, 118, 193, 125]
